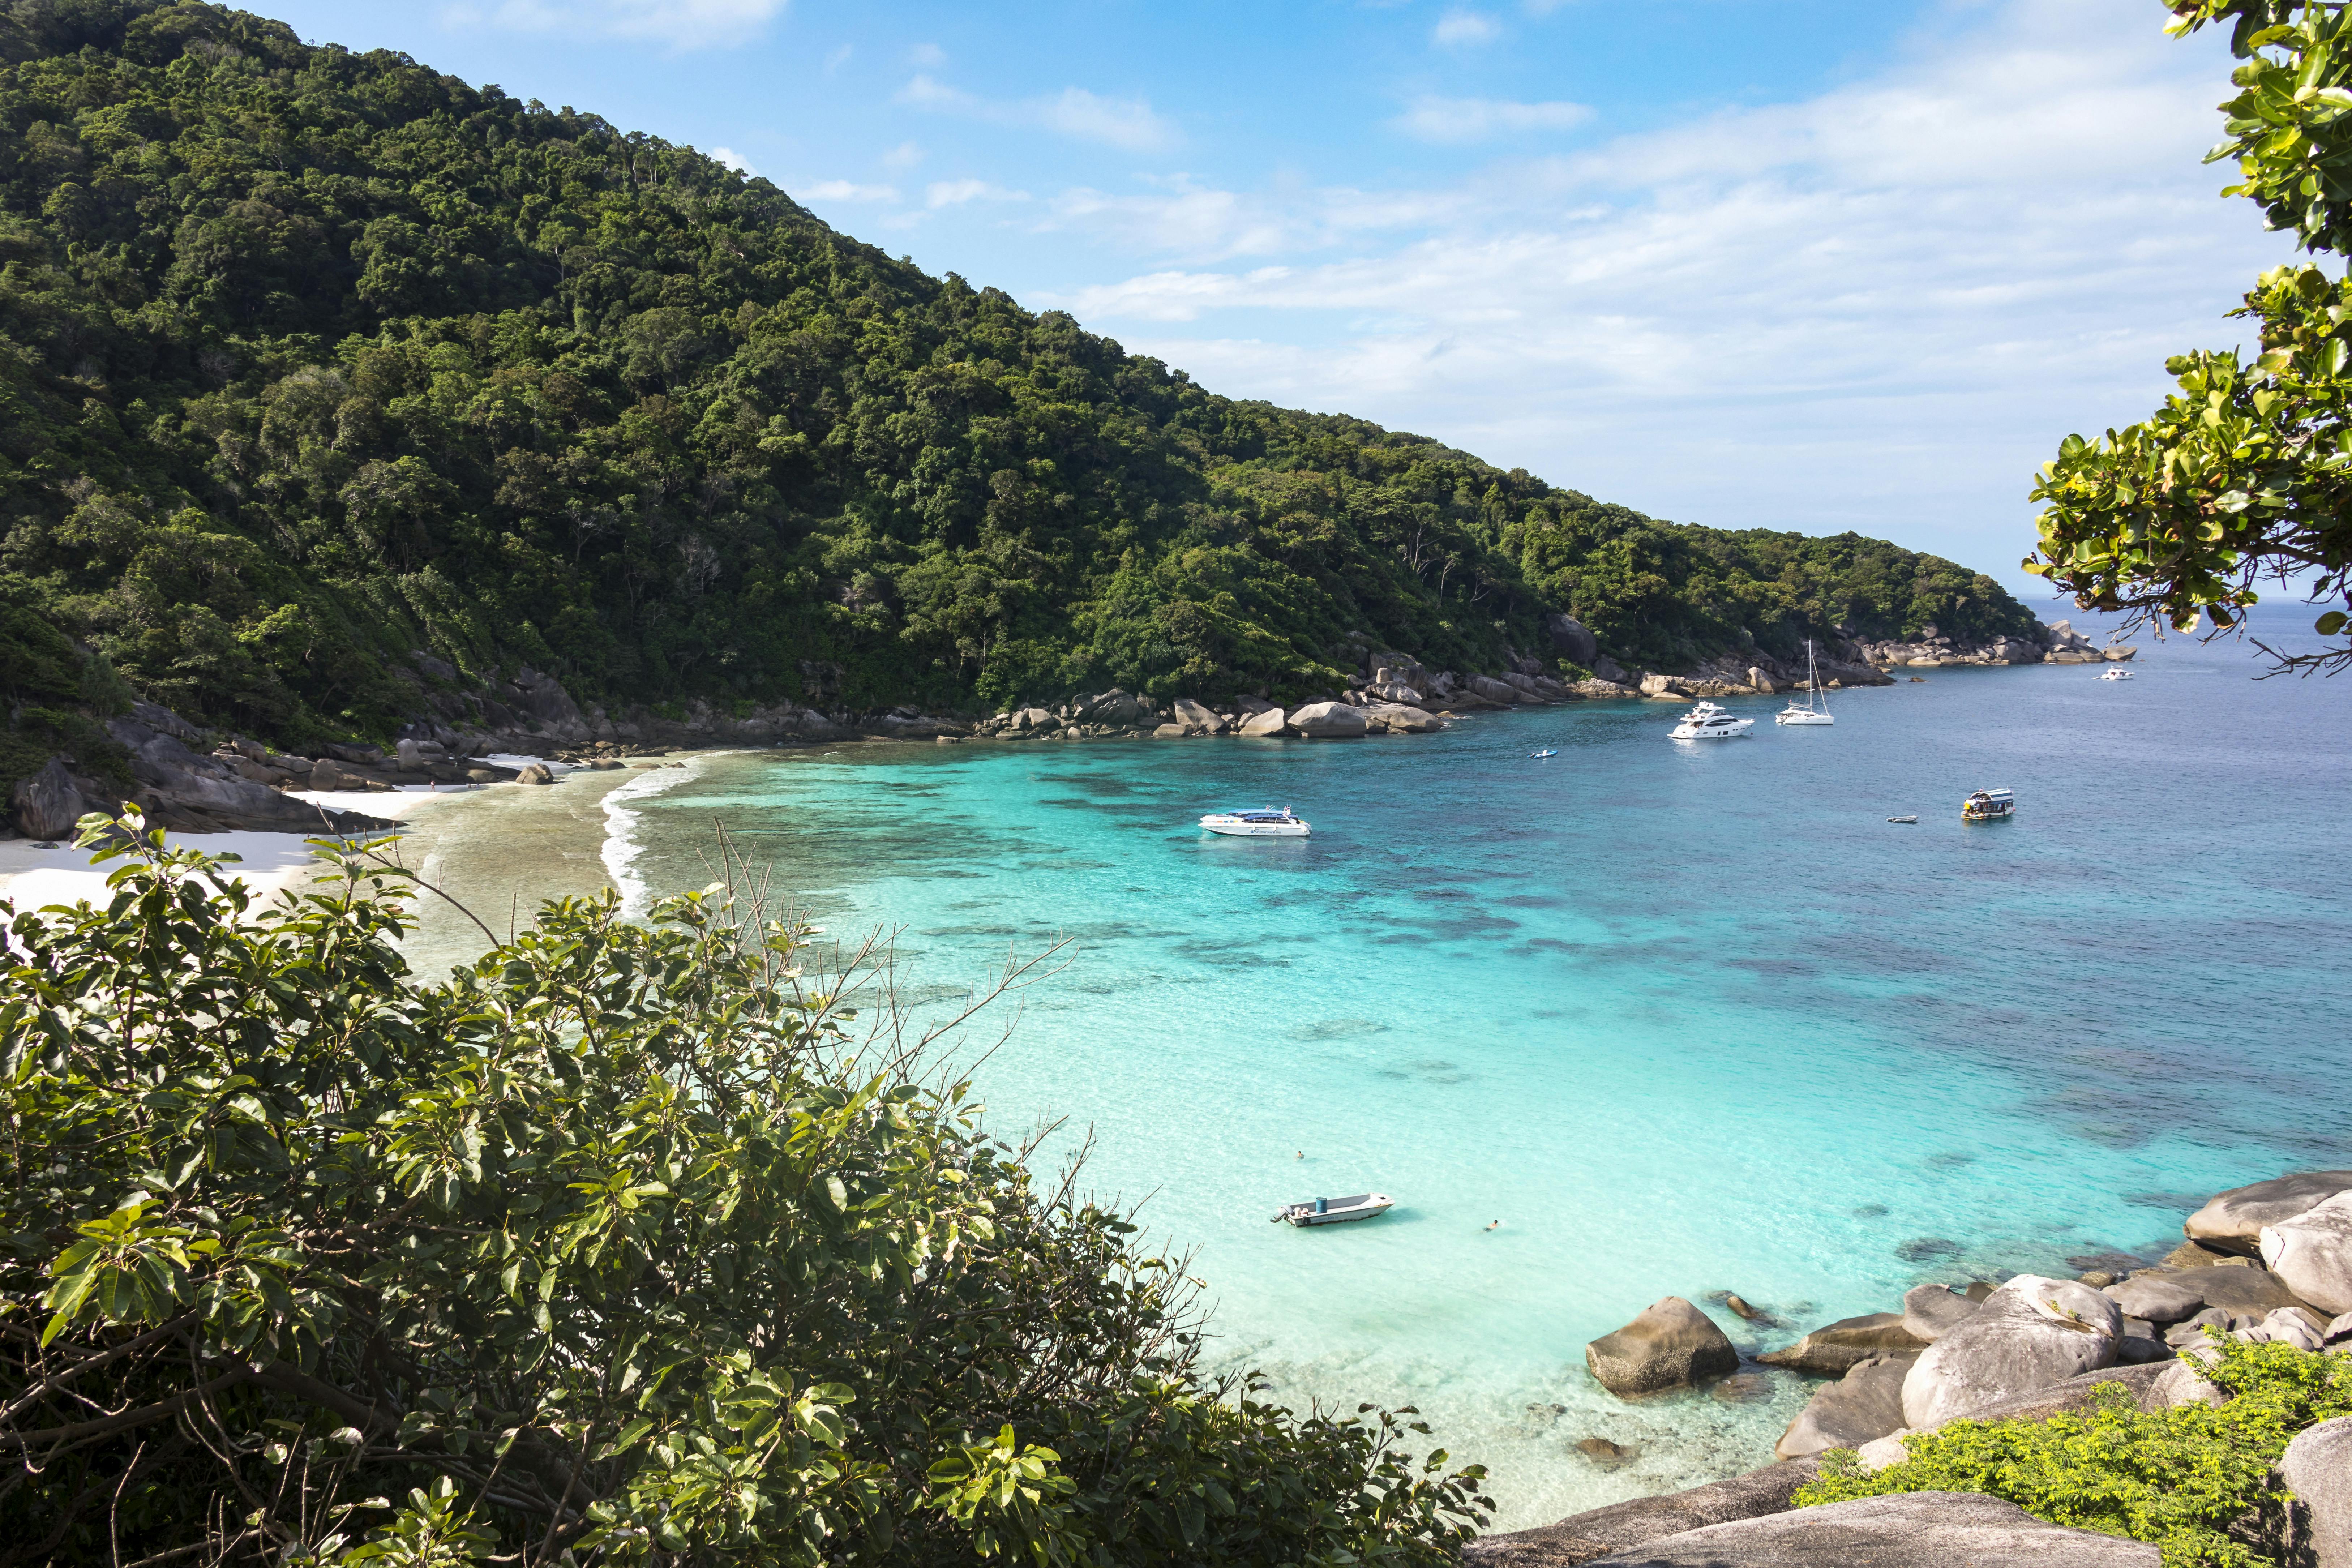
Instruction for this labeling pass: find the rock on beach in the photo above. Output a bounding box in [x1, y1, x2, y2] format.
[1774, 1353, 1914, 1460]
[1900, 1284, 1983, 1344]
[1286, 701, 1369, 738]
[1757, 1312, 1925, 1376]
[1576, 1492, 2160, 1567]
[2261, 1191, 2352, 1315]
[1586, 1297, 1741, 1396]
[2184, 1170, 2352, 1254]
[1899, 1275, 2121, 1430]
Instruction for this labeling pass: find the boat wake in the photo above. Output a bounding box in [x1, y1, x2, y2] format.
[601, 761, 697, 918]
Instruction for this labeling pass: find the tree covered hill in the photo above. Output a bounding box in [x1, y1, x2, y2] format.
[0, 0, 2039, 755]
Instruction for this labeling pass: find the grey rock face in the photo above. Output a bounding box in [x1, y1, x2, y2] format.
[1900, 1275, 2121, 1430]
[2103, 1274, 2206, 1324]
[1571, 679, 1642, 699]
[1287, 701, 1370, 738]
[1463, 1460, 1819, 1568]
[11, 756, 87, 839]
[2149, 1357, 2227, 1409]
[1586, 1297, 1741, 1396]
[1170, 697, 1223, 733]
[1902, 1284, 1984, 1343]
[2263, 1192, 2352, 1315]
[1580, 1492, 2160, 1567]
[2191, 1261, 2309, 1316]
[514, 763, 554, 785]
[1546, 613, 1599, 665]
[2236, 1306, 2327, 1352]
[1365, 703, 1443, 733]
[107, 713, 387, 835]
[2185, 1171, 2352, 1255]
[1468, 673, 1534, 704]
[1758, 1312, 1929, 1376]
[2279, 1415, 2352, 1568]
[1236, 707, 1287, 736]
[1774, 1354, 1914, 1460]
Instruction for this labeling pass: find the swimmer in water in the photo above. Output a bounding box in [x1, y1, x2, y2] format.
[1485, 1220, 1501, 1231]
[1295, 1150, 1304, 1159]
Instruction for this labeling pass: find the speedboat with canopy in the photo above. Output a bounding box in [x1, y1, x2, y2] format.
[1199, 806, 1310, 838]
[1962, 788, 2015, 821]
[1272, 1192, 1394, 1227]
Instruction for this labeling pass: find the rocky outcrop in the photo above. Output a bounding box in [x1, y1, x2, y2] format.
[1757, 1312, 1926, 1376]
[1546, 613, 1599, 665]
[1365, 703, 1443, 733]
[1288, 701, 1370, 738]
[1464, 1460, 1821, 1568]
[1586, 1297, 1741, 1396]
[10, 756, 87, 839]
[108, 709, 389, 836]
[1577, 1492, 2160, 1567]
[2102, 1274, 2205, 1323]
[1901, 1284, 1984, 1344]
[2187, 1172, 2352, 1254]
[1170, 697, 1225, 734]
[1899, 1276, 2121, 1430]
[2262, 1193, 2352, 1315]
[2278, 1415, 2352, 1568]
[1237, 707, 1288, 737]
[1774, 1354, 1914, 1460]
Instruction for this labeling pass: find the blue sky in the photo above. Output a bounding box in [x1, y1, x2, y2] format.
[257, 0, 2293, 600]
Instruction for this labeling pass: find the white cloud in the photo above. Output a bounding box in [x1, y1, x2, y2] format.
[448, 0, 785, 49]
[708, 146, 756, 176]
[804, 179, 900, 202]
[882, 140, 925, 170]
[927, 179, 1029, 209]
[897, 74, 1178, 152]
[909, 41, 947, 67]
[1025, 0, 2296, 581]
[1392, 95, 1593, 143]
[1433, 9, 1503, 46]
[824, 43, 851, 73]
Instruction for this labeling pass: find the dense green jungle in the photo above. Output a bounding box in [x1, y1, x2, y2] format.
[0, 0, 2038, 780]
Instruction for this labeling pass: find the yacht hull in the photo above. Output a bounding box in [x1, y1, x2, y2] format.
[1775, 711, 1833, 725]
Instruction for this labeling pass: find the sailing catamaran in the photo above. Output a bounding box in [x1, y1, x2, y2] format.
[1775, 641, 1835, 726]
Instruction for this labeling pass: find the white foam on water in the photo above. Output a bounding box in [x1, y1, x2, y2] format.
[601, 763, 697, 917]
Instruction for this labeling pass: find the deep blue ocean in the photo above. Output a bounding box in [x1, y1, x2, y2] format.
[508, 610, 2351, 1527]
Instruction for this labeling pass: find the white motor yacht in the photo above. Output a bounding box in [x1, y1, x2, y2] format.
[1200, 806, 1310, 838]
[1273, 1192, 1394, 1227]
[1670, 701, 1754, 740]
[2098, 667, 2133, 681]
[1775, 640, 1835, 725]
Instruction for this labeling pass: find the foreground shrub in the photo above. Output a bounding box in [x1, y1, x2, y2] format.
[0, 813, 1487, 1567]
[1796, 1338, 2352, 1568]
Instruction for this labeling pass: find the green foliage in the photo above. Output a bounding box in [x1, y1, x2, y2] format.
[1796, 1339, 2352, 1568]
[0, 812, 1488, 1567]
[0, 1, 2030, 747]
[2029, 2, 2352, 671]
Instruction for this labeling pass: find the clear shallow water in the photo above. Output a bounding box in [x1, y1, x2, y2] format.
[435, 616, 2352, 1529]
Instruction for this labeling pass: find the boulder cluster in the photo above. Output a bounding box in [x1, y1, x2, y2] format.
[1474, 1169, 2352, 1567]
[1856, 617, 2135, 670]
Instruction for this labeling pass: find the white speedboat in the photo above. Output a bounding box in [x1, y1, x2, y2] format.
[1200, 806, 1309, 838]
[1670, 701, 1753, 740]
[1775, 640, 1835, 725]
[1273, 1192, 1394, 1227]
[2098, 667, 2133, 681]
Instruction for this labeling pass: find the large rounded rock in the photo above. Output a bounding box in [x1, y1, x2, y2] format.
[1236, 707, 1288, 737]
[1774, 1354, 1914, 1460]
[1287, 701, 1369, 738]
[2185, 1171, 2352, 1255]
[1366, 703, 1442, 733]
[2278, 1415, 2352, 1568]
[1578, 1492, 2159, 1566]
[1758, 1312, 1926, 1376]
[1465, 1461, 1820, 1568]
[10, 755, 87, 839]
[1545, 612, 1599, 665]
[1902, 1284, 1983, 1343]
[1586, 1297, 1740, 1396]
[1900, 1275, 2121, 1430]
[2103, 1274, 2206, 1324]
[1170, 697, 1224, 733]
[2262, 1192, 2352, 1315]
[2191, 1261, 2308, 1315]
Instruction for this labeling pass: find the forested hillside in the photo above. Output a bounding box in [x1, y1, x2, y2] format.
[0, 0, 2038, 755]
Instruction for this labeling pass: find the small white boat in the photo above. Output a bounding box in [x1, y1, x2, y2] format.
[1200, 806, 1309, 838]
[1274, 1192, 1394, 1227]
[1775, 641, 1835, 725]
[1532, 749, 1558, 759]
[2098, 668, 2133, 681]
[1888, 815, 1918, 824]
[1670, 701, 1753, 741]
[1962, 788, 2015, 822]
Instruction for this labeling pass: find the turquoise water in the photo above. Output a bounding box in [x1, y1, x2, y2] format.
[599, 618, 2352, 1529]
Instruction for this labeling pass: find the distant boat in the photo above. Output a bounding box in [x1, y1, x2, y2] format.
[2098, 668, 2133, 681]
[1670, 701, 1754, 740]
[1200, 806, 1309, 838]
[1775, 641, 1835, 726]
[1273, 1192, 1394, 1227]
[1531, 749, 1558, 759]
[1888, 815, 1918, 824]
[1962, 788, 2015, 822]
